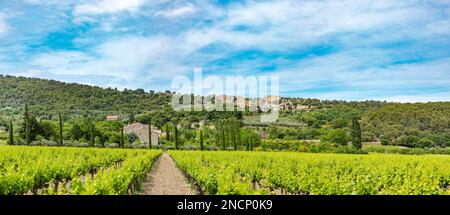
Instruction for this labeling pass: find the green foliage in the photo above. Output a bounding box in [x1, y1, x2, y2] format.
[148, 117, 152, 148]
[380, 135, 389, 145]
[215, 119, 243, 150]
[165, 123, 171, 141]
[267, 126, 322, 140]
[174, 124, 179, 150]
[416, 138, 434, 148]
[199, 130, 204, 151]
[127, 132, 138, 144]
[321, 129, 349, 146]
[25, 104, 30, 145]
[363, 144, 450, 155]
[397, 135, 420, 147]
[19, 104, 39, 144]
[89, 121, 95, 147]
[8, 118, 13, 145]
[241, 128, 260, 151]
[351, 117, 362, 149]
[72, 123, 80, 141]
[1, 75, 449, 151]
[58, 113, 63, 146]
[120, 126, 124, 148]
[362, 102, 450, 144]
[0, 145, 161, 195]
[0, 75, 172, 116]
[261, 139, 365, 154]
[170, 150, 450, 195]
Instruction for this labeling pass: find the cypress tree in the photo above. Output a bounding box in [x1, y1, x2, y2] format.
[245, 137, 249, 151]
[72, 123, 80, 141]
[174, 123, 179, 150]
[90, 121, 95, 147]
[58, 113, 63, 146]
[215, 122, 220, 146]
[232, 121, 237, 151]
[199, 129, 204, 151]
[120, 126, 124, 148]
[351, 117, 362, 149]
[148, 118, 152, 149]
[234, 120, 241, 150]
[224, 121, 230, 148]
[165, 123, 170, 141]
[221, 122, 226, 150]
[24, 103, 30, 145]
[8, 118, 14, 145]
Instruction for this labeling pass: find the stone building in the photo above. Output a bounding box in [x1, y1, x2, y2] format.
[123, 122, 161, 145]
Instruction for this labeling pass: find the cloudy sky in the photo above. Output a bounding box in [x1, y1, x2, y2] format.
[0, 0, 449, 102]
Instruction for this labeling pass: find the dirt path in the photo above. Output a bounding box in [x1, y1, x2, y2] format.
[140, 152, 194, 195]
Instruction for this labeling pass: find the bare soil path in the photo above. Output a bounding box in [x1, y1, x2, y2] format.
[140, 152, 194, 195]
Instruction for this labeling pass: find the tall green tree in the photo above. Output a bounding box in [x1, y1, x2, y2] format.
[165, 123, 170, 141]
[8, 118, 14, 145]
[19, 113, 39, 143]
[129, 112, 135, 123]
[148, 118, 152, 149]
[220, 122, 226, 150]
[90, 121, 95, 147]
[199, 129, 204, 151]
[232, 119, 241, 150]
[72, 123, 80, 141]
[120, 125, 124, 148]
[24, 103, 30, 145]
[58, 113, 63, 146]
[351, 117, 362, 149]
[174, 123, 179, 150]
[231, 120, 237, 151]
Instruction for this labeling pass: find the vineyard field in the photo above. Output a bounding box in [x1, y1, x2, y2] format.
[169, 151, 450, 195]
[0, 146, 161, 195]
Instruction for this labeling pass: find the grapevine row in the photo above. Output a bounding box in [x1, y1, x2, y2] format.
[169, 151, 450, 195]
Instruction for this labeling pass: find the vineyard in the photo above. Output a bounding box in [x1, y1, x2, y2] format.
[169, 151, 450, 195]
[0, 146, 161, 195]
[2, 145, 450, 195]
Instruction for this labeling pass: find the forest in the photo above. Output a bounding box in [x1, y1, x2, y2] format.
[0, 75, 449, 154]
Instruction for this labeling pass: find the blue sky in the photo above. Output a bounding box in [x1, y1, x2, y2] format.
[0, 0, 449, 102]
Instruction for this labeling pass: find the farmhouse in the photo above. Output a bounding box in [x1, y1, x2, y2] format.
[124, 122, 161, 145]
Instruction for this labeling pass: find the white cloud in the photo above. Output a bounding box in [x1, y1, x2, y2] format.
[276, 52, 450, 101]
[27, 35, 194, 85]
[73, 0, 147, 16]
[175, 0, 443, 52]
[23, 0, 70, 5]
[0, 12, 9, 36]
[155, 4, 196, 18]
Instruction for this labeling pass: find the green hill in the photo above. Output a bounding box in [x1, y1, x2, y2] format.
[0, 74, 449, 148]
[0, 75, 172, 116]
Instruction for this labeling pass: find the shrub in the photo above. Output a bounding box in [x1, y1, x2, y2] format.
[321, 129, 349, 146]
[416, 138, 434, 148]
[131, 143, 146, 149]
[41, 139, 58, 146]
[30, 141, 41, 146]
[380, 135, 390, 145]
[73, 142, 90, 148]
[106, 143, 120, 148]
[397, 135, 419, 147]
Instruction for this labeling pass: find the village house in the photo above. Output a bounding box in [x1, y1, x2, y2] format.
[123, 122, 161, 145]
